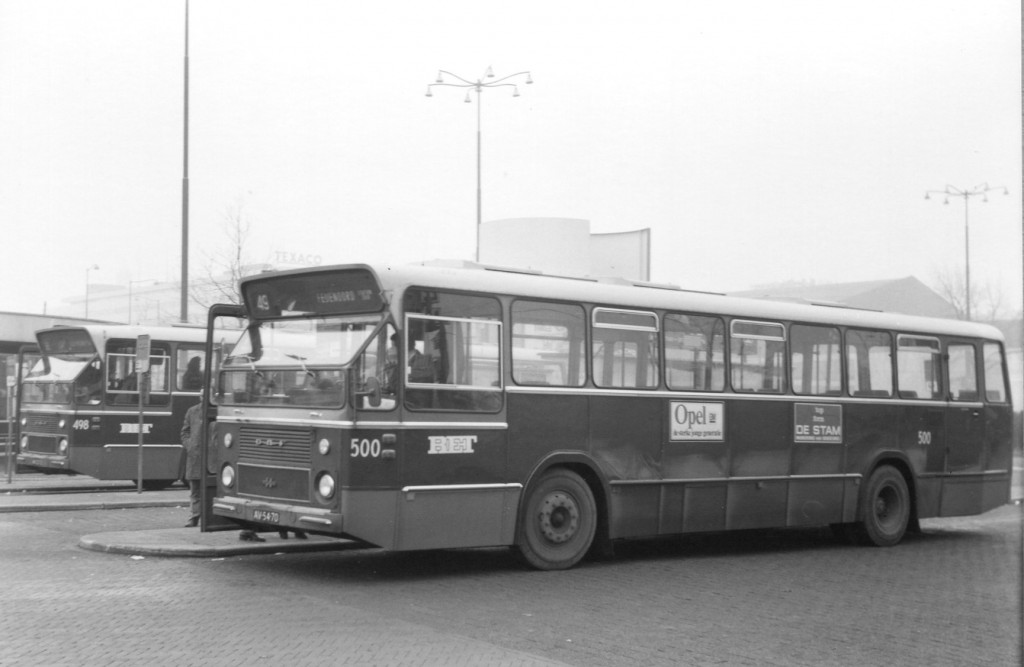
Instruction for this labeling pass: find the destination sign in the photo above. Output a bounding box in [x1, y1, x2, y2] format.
[793, 403, 843, 444]
[244, 269, 384, 318]
[38, 329, 97, 356]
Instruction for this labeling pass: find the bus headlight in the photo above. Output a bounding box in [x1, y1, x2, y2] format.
[223, 432, 233, 448]
[317, 473, 336, 500]
[58, 418, 66, 429]
[221, 465, 235, 488]
[58, 439, 68, 454]
[318, 438, 331, 455]
[20, 417, 27, 427]
[20, 435, 28, 451]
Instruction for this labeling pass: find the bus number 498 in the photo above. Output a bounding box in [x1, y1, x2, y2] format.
[351, 438, 381, 458]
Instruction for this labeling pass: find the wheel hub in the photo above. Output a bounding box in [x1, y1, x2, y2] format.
[538, 491, 579, 543]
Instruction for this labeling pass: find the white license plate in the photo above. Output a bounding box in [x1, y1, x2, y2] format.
[252, 510, 280, 524]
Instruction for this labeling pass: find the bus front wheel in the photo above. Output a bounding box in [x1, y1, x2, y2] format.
[517, 469, 597, 571]
[854, 465, 910, 547]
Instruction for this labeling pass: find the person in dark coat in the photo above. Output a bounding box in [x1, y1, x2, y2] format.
[179, 396, 205, 527]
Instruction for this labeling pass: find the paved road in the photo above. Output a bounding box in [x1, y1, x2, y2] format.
[0, 499, 1019, 666]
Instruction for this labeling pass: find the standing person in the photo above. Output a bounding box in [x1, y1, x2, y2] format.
[179, 393, 206, 527]
[181, 356, 203, 391]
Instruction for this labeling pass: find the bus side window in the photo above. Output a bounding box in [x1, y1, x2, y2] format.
[591, 308, 659, 390]
[511, 300, 586, 387]
[402, 288, 502, 412]
[664, 313, 725, 392]
[982, 343, 1008, 403]
[729, 320, 786, 394]
[846, 329, 893, 398]
[106, 345, 171, 406]
[177, 348, 204, 392]
[896, 335, 942, 400]
[790, 324, 841, 396]
[947, 344, 978, 402]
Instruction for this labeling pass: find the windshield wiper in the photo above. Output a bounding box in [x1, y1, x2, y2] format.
[286, 354, 317, 380]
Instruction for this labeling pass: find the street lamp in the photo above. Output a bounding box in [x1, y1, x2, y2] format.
[426, 66, 533, 262]
[84, 265, 99, 318]
[128, 279, 159, 324]
[925, 183, 1008, 320]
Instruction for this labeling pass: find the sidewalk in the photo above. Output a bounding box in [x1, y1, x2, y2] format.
[0, 472, 185, 512]
[1, 471, 360, 558]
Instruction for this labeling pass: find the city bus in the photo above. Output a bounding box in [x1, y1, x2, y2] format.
[0, 312, 102, 472]
[207, 262, 1013, 569]
[18, 324, 213, 488]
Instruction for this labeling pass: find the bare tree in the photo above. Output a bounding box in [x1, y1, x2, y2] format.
[190, 202, 267, 317]
[931, 267, 1007, 322]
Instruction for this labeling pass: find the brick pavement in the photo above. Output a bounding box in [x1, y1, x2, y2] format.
[3, 504, 1019, 666]
[0, 464, 1020, 666]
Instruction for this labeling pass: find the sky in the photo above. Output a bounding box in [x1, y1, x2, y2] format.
[1, 0, 1021, 320]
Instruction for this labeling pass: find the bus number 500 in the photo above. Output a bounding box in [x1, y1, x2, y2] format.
[350, 438, 381, 458]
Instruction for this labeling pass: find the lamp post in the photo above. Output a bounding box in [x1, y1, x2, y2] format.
[128, 279, 159, 324]
[925, 183, 1008, 320]
[426, 66, 533, 262]
[180, 0, 190, 324]
[84, 265, 99, 318]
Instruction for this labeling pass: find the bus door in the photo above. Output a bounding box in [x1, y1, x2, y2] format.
[202, 305, 244, 531]
[4, 345, 38, 475]
[896, 335, 945, 514]
[100, 340, 179, 483]
[945, 342, 985, 474]
[981, 343, 1013, 471]
[381, 296, 509, 551]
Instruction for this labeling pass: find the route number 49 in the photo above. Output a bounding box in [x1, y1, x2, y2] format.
[917, 431, 933, 445]
[350, 438, 381, 458]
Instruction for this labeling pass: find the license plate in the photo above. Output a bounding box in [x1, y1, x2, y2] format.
[252, 510, 280, 524]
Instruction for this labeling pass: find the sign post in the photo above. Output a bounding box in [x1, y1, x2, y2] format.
[5, 376, 14, 484]
[135, 335, 151, 494]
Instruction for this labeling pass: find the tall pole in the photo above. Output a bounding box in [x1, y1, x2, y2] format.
[925, 183, 1008, 320]
[85, 264, 98, 318]
[426, 67, 533, 262]
[962, 195, 970, 320]
[180, 0, 190, 323]
[476, 90, 482, 262]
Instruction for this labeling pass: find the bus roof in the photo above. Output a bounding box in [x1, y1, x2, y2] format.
[241, 262, 1005, 342]
[35, 323, 212, 347]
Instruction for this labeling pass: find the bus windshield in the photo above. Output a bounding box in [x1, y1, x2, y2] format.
[219, 314, 382, 407]
[23, 329, 102, 405]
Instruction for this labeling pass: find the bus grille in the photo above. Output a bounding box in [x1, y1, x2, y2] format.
[238, 463, 309, 502]
[26, 435, 58, 454]
[24, 414, 62, 434]
[238, 425, 312, 466]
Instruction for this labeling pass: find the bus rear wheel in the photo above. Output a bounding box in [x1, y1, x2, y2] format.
[517, 469, 597, 571]
[854, 465, 910, 547]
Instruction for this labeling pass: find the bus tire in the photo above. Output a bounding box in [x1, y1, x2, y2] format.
[854, 465, 910, 547]
[517, 469, 597, 571]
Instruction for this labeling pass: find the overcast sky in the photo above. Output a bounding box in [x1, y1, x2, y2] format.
[1, 0, 1020, 318]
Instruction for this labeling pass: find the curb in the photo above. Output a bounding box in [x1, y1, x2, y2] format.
[0, 498, 186, 513]
[78, 528, 365, 558]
